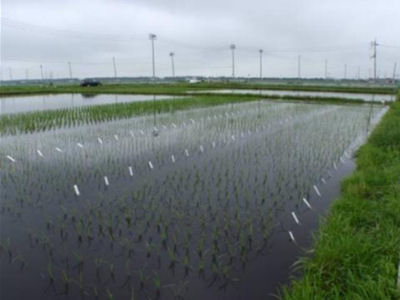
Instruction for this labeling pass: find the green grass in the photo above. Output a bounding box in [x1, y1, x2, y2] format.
[0, 82, 397, 97]
[281, 94, 400, 299]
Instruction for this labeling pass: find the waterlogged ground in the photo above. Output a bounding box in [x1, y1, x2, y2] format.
[0, 100, 387, 300]
[189, 89, 395, 102]
[0, 94, 176, 115]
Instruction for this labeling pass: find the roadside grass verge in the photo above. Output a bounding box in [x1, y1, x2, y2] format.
[281, 96, 400, 299]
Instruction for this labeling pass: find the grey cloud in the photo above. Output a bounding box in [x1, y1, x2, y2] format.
[1, 0, 399, 79]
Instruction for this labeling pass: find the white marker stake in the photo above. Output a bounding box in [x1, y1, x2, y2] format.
[291, 212, 300, 225]
[97, 137, 103, 144]
[140, 130, 145, 135]
[104, 176, 109, 186]
[73, 184, 80, 196]
[128, 166, 133, 176]
[340, 157, 345, 164]
[6, 155, 16, 162]
[212, 142, 216, 148]
[231, 135, 235, 141]
[171, 155, 176, 163]
[37, 150, 44, 157]
[77, 143, 84, 148]
[313, 185, 321, 197]
[114, 134, 119, 141]
[302, 198, 312, 210]
[321, 178, 326, 184]
[172, 123, 177, 128]
[148, 161, 154, 170]
[190, 119, 195, 124]
[129, 131, 135, 138]
[199, 145, 204, 153]
[288, 231, 296, 242]
[333, 162, 337, 170]
[184, 149, 189, 157]
[55, 147, 63, 153]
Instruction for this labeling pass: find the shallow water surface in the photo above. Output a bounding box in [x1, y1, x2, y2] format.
[0, 94, 177, 115]
[189, 89, 395, 102]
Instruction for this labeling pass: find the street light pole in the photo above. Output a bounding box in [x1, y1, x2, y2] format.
[149, 33, 157, 79]
[230, 44, 236, 78]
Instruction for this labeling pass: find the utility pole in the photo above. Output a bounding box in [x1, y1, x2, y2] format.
[230, 44, 236, 78]
[324, 59, 328, 79]
[169, 52, 175, 77]
[297, 55, 301, 79]
[40, 65, 44, 81]
[357, 66, 360, 80]
[344, 64, 347, 80]
[370, 39, 378, 82]
[392, 62, 397, 81]
[149, 33, 157, 79]
[112, 57, 117, 78]
[68, 62, 72, 79]
[259, 49, 263, 78]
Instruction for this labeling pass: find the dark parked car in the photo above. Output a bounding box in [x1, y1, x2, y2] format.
[80, 79, 102, 87]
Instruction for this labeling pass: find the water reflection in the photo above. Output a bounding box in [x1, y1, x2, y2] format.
[0, 94, 177, 115]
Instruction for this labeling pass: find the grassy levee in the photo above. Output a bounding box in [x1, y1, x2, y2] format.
[0, 82, 397, 96]
[281, 92, 400, 299]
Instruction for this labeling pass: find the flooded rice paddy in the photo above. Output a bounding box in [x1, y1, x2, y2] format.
[0, 98, 388, 299]
[189, 89, 395, 102]
[0, 94, 176, 115]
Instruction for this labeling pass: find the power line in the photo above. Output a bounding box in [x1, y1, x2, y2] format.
[1, 17, 143, 42]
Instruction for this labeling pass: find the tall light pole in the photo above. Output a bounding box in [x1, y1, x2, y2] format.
[393, 62, 397, 82]
[40, 64, 44, 81]
[112, 57, 117, 78]
[324, 59, 328, 79]
[259, 49, 263, 78]
[297, 55, 301, 79]
[149, 33, 157, 79]
[68, 61, 72, 79]
[169, 52, 175, 77]
[230, 44, 236, 78]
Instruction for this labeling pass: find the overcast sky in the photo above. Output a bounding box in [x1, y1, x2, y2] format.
[1, 0, 399, 80]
